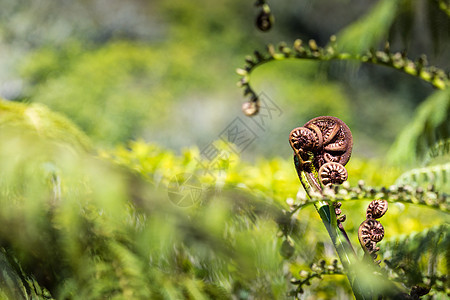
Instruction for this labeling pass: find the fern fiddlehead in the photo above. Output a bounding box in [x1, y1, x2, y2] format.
[358, 199, 388, 264]
[240, 2, 449, 298]
[289, 116, 386, 299]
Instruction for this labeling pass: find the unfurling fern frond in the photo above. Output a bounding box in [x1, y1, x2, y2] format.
[388, 88, 450, 165]
[395, 163, 450, 193]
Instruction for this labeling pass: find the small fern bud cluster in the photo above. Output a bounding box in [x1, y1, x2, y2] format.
[358, 199, 388, 263]
[289, 116, 353, 182]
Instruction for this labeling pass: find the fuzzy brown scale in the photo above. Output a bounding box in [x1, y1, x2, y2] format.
[334, 202, 342, 215]
[242, 101, 259, 116]
[256, 11, 272, 31]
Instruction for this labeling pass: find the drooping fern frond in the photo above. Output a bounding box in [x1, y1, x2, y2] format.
[337, 0, 450, 54]
[388, 88, 450, 165]
[237, 39, 449, 115]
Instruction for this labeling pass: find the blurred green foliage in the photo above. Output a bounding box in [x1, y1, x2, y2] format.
[337, 0, 401, 53]
[6, 0, 441, 158]
[0, 98, 91, 151]
[15, 0, 260, 148]
[0, 102, 447, 298]
[389, 88, 450, 165]
[22, 41, 180, 145]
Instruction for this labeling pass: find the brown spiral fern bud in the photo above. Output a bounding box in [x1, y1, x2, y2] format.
[358, 219, 385, 262]
[289, 117, 352, 197]
[359, 219, 385, 244]
[358, 199, 389, 263]
[318, 162, 348, 187]
[289, 127, 316, 153]
[303, 116, 353, 171]
[366, 199, 388, 219]
[289, 116, 352, 171]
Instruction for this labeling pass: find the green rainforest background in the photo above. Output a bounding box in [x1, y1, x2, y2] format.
[0, 0, 448, 299]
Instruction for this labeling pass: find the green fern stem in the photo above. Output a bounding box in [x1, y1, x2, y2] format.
[293, 151, 411, 298]
[295, 160, 371, 299]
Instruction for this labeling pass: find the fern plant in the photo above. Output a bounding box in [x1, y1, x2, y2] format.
[0, 1, 448, 299]
[236, 1, 449, 299]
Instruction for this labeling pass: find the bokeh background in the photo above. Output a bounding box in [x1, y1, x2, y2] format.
[1, 0, 448, 159]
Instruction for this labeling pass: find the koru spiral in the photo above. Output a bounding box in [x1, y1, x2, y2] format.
[289, 116, 353, 188]
[358, 199, 388, 263]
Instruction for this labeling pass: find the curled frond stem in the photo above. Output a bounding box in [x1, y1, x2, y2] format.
[238, 37, 449, 115]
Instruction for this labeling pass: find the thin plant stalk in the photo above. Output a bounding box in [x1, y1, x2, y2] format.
[295, 155, 371, 299]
